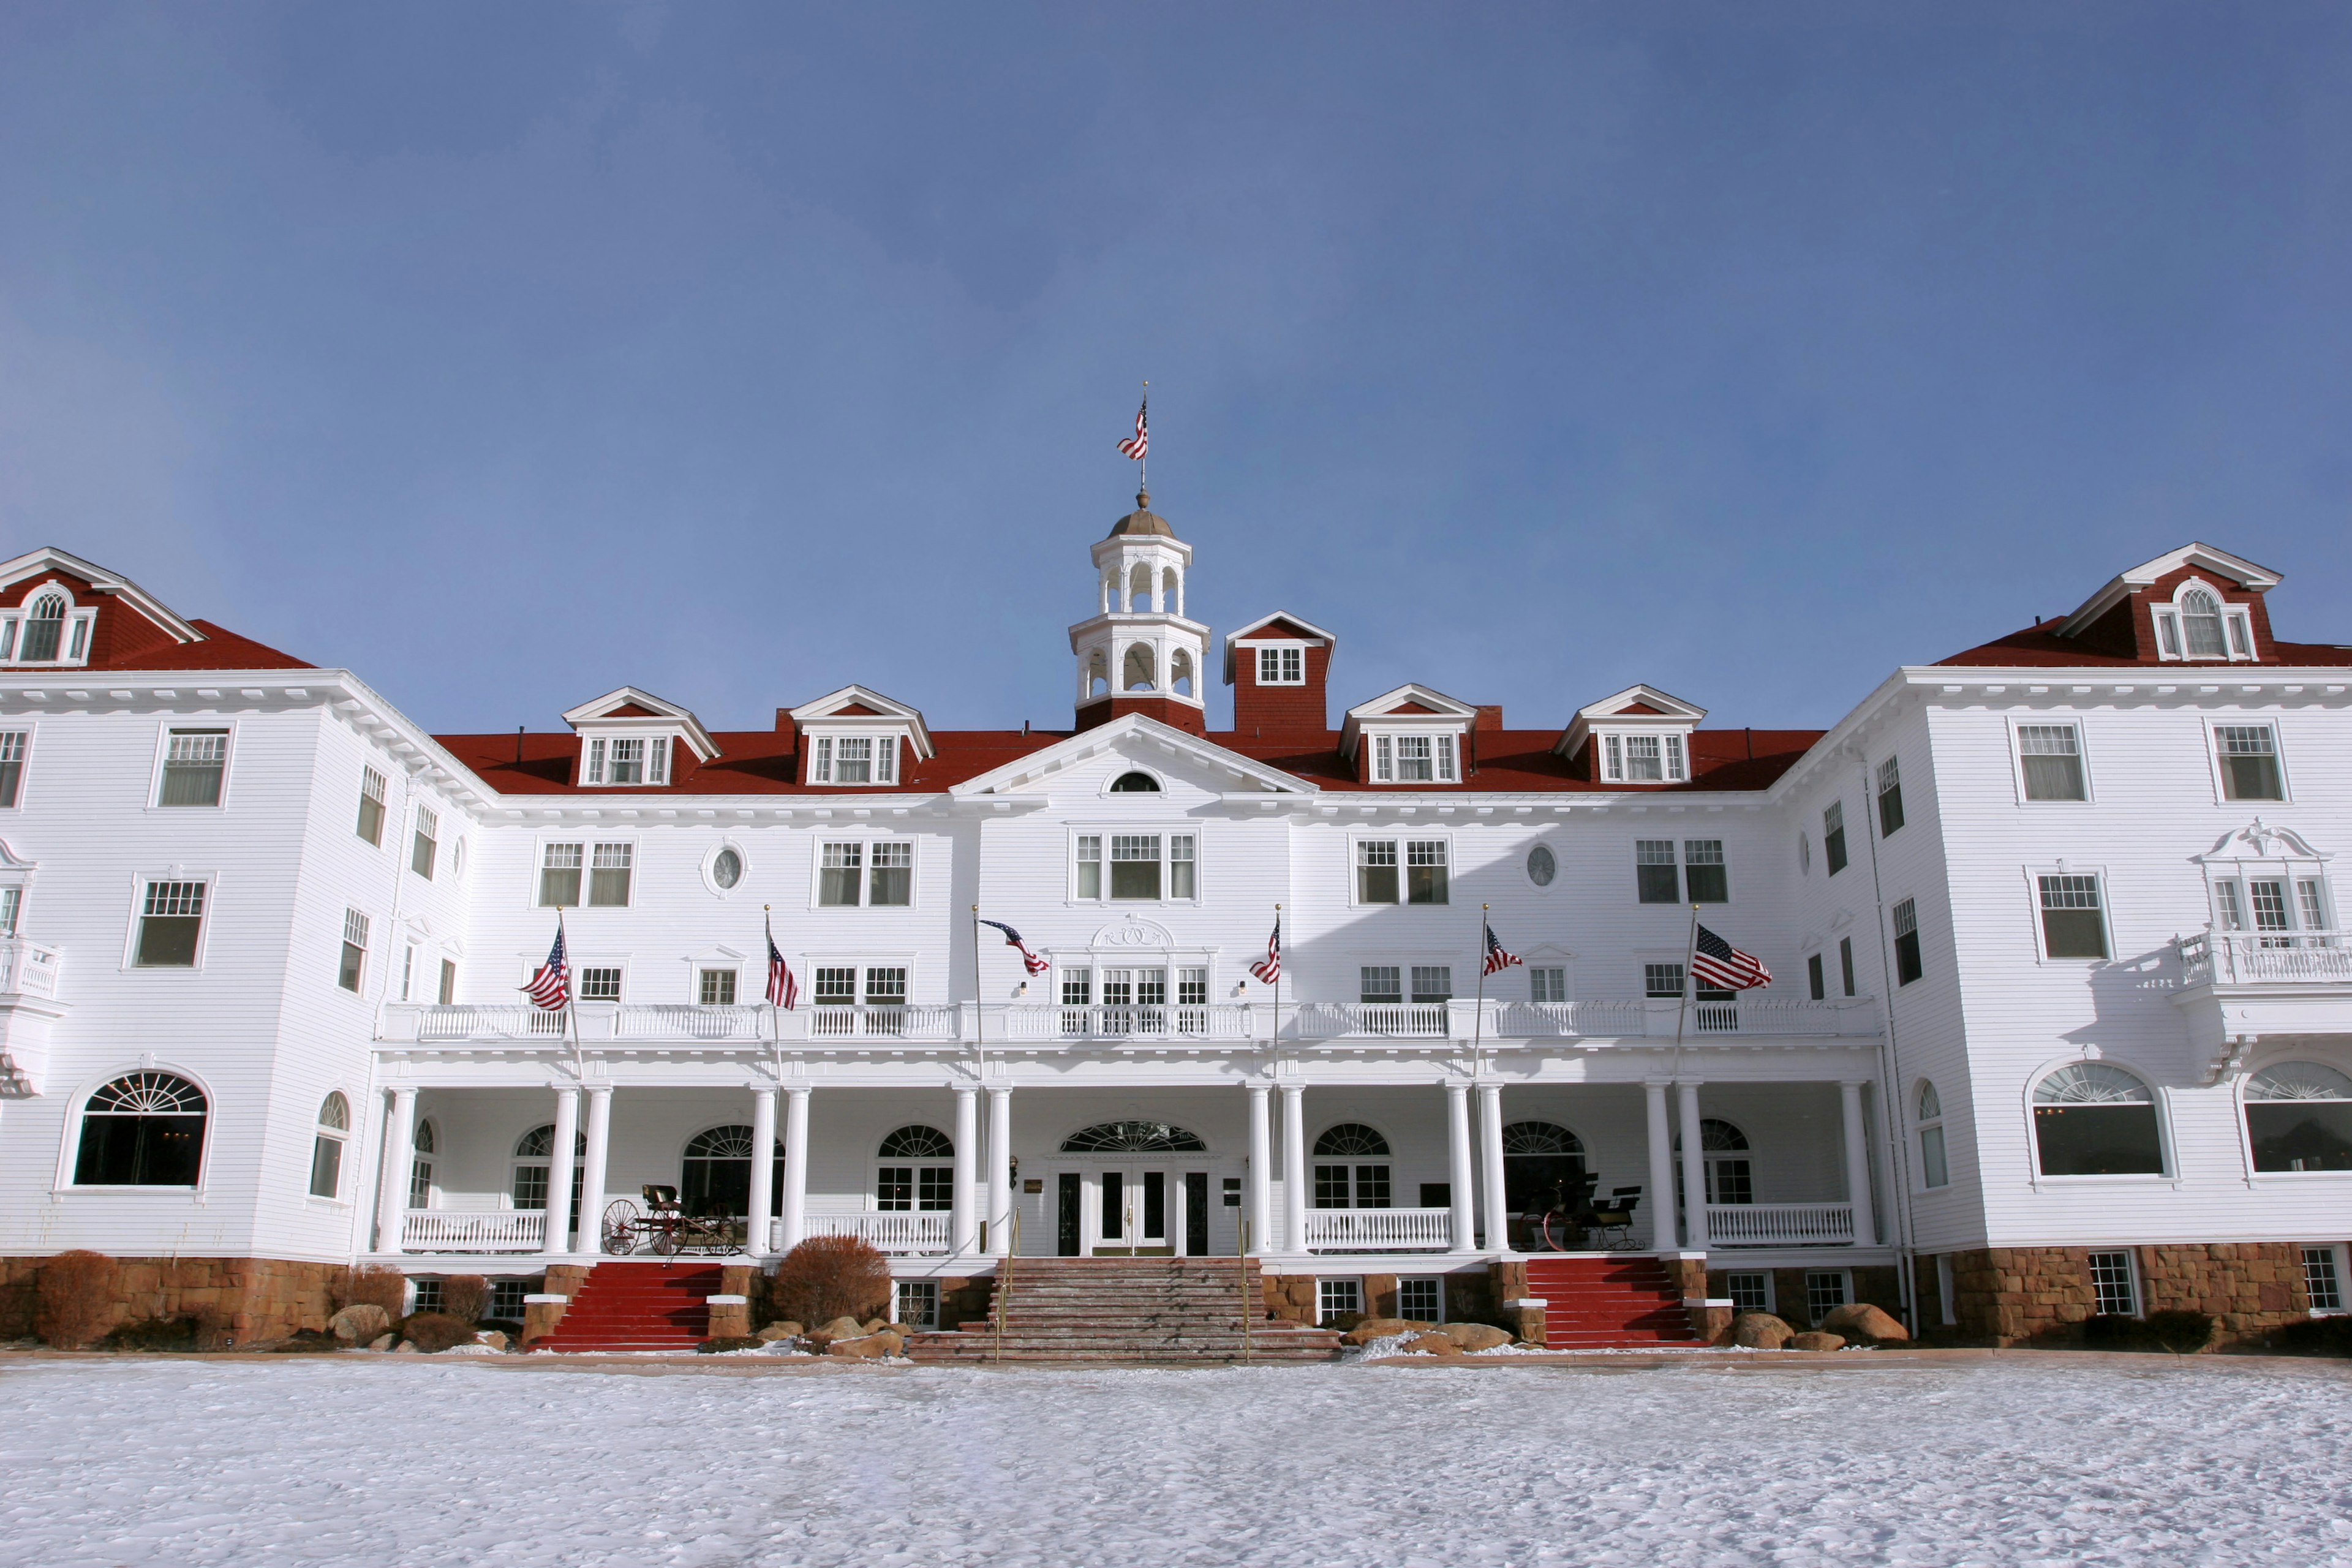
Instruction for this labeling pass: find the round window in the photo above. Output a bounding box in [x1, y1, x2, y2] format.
[1526, 845, 1556, 887]
[712, 848, 742, 889]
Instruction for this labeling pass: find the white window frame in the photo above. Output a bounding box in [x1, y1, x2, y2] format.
[0, 581, 99, 669]
[812, 834, 921, 910]
[575, 963, 625, 1004]
[586, 840, 636, 908]
[309, 1090, 352, 1204]
[2302, 1244, 2350, 1316]
[2149, 578, 2257, 663]
[802, 955, 921, 1011]
[1596, 728, 1689, 785]
[1915, 1080, 1949, 1191]
[2022, 1055, 2179, 1189]
[121, 871, 218, 973]
[1802, 1269, 1852, 1323]
[2007, 717, 2095, 806]
[1394, 1276, 1446, 1323]
[1349, 833, 1451, 908]
[805, 729, 901, 786]
[535, 840, 585, 908]
[579, 729, 674, 788]
[2086, 1249, 2141, 1316]
[2204, 717, 2293, 807]
[1068, 827, 1199, 905]
[147, 720, 236, 812]
[1253, 643, 1307, 685]
[53, 1061, 217, 1197]
[2022, 864, 2113, 965]
[1317, 1277, 1365, 1325]
[1722, 1270, 1776, 1314]
[410, 805, 439, 881]
[337, 907, 369, 993]
[1365, 727, 1461, 785]
[0, 724, 36, 812]
[703, 840, 750, 899]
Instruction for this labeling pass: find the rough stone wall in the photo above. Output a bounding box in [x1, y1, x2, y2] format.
[1950, 1244, 2314, 1346]
[1259, 1273, 1317, 1325]
[0, 1256, 346, 1344]
[1363, 1274, 1398, 1319]
[937, 1275, 993, 1331]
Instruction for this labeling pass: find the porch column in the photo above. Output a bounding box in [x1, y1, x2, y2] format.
[1839, 1079, 1878, 1248]
[1280, 1084, 1306, 1253]
[1246, 1084, 1272, 1254]
[952, 1085, 980, 1255]
[579, 1085, 613, 1258]
[375, 1086, 417, 1253]
[747, 1086, 777, 1257]
[1444, 1080, 1476, 1253]
[986, 1085, 1013, 1257]
[543, 1086, 581, 1257]
[1675, 1079, 1709, 1253]
[780, 1086, 811, 1252]
[1476, 1082, 1507, 1253]
[1643, 1079, 1677, 1251]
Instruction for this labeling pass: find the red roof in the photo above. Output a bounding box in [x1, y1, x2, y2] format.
[82, 619, 313, 672]
[1937, 623, 2352, 669]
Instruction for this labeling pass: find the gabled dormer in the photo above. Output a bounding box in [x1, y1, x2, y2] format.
[1556, 685, 1707, 785]
[789, 686, 933, 787]
[562, 687, 720, 788]
[1340, 684, 1477, 785]
[1224, 611, 1336, 741]
[0, 548, 203, 670]
[2057, 543, 2281, 665]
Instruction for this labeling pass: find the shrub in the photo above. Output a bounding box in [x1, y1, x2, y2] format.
[769, 1235, 892, 1330]
[400, 1311, 476, 1353]
[2269, 1316, 2352, 1356]
[103, 1316, 197, 1352]
[2145, 1309, 2216, 1354]
[36, 1251, 118, 1349]
[2079, 1313, 2146, 1349]
[441, 1275, 489, 1325]
[698, 1335, 763, 1354]
[333, 1264, 409, 1319]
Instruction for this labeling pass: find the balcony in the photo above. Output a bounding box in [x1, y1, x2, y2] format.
[1704, 1202, 1856, 1248]
[1298, 1207, 1455, 1253]
[0, 938, 66, 1098]
[2174, 930, 2352, 1079]
[994, 1003, 1257, 1042]
[2179, 930, 2352, 987]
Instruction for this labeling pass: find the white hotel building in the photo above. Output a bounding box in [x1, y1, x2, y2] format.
[0, 512, 2346, 1348]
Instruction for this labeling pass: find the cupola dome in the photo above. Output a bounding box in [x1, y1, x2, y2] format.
[1107, 491, 1175, 539]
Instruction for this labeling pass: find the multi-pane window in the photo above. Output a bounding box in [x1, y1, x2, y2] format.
[1804, 1271, 1850, 1322]
[2215, 725, 2284, 801]
[809, 735, 896, 785]
[1372, 733, 1458, 783]
[1601, 732, 1687, 784]
[1317, 1278, 1363, 1325]
[1075, 835, 1101, 899]
[2018, 725, 2086, 801]
[337, 909, 368, 993]
[1877, 756, 1905, 836]
[158, 728, 228, 807]
[1643, 963, 1685, 999]
[1635, 840, 1679, 904]
[538, 844, 584, 907]
[309, 1093, 349, 1200]
[2038, 875, 2108, 960]
[1529, 967, 1567, 1003]
[1822, 802, 1849, 875]
[1405, 841, 1448, 904]
[136, 880, 206, 967]
[2088, 1250, 2139, 1317]
[1169, 835, 1195, 899]
[1061, 969, 1092, 1006]
[588, 843, 633, 906]
[400, 944, 415, 1001]
[864, 967, 907, 1006]
[1839, 937, 1856, 997]
[0, 731, 26, 809]
[896, 1280, 941, 1329]
[1359, 966, 1403, 1005]
[1917, 1081, 1948, 1189]
[2034, 1063, 2164, 1176]
[438, 959, 457, 1005]
[410, 806, 439, 880]
[2302, 1247, 2345, 1314]
[1683, 840, 1727, 903]
[1111, 835, 1161, 900]
[1257, 646, 1305, 685]
[0, 886, 18, 935]
[1396, 1276, 1443, 1323]
[820, 840, 917, 907]
[2152, 588, 2254, 663]
[1357, 840, 1398, 903]
[1807, 953, 1825, 1001]
[699, 968, 737, 1006]
[1724, 1272, 1771, 1313]
[1073, 834, 1196, 902]
[820, 842, 863, 906]
[355, 766, 386, 845]
[1409, 965, 1452, 1003]
[578, 967, 622, 1002]
[813, 967, 858, 1006]
[1891, 899, 1923, 985]
[869, 841, 913, 906]
[409, 1120, 436, 1207]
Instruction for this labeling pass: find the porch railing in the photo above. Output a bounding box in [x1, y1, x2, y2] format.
[614, 1004, 769, 1042]
[802, 1005, 962, 1041]
[1296, 1001, 1451, 1039]
[1704, 1202, 1855, 1247]
[401, 1209, 548, 1253]
[2179, 929, 2352, 986]
[1299, 1207, 1455, 1252]
[997, 1003, 1256, 1041]
[791, 1212, 954, 1256]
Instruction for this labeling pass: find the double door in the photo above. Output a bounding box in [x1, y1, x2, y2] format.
[1056, 1167, 1212, 1256]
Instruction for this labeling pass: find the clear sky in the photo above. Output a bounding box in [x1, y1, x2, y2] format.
[2, 4, 2345, 738]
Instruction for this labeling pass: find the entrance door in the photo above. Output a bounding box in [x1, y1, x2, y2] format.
[1095, 1169, 1172, 1255]
[1057, 1172, 1082, 1256]
[1184, 1171, 1209, 1255]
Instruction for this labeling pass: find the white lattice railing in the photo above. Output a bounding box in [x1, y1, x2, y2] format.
[2180, 930, 2352, 986]
[1299, 1207, 1455, 1252]
[797, 1212, 954, 1255]
[401, 1209, 549, 1253]
[1703, 1202, 1855, 1247]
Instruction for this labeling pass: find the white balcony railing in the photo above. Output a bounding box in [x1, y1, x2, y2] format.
[614, 1004, 770, 1042]
[1296, 1001, 1452, 1039]
[401, 1209, 549, 1253]
[0, 938, 62, 1001]
[1299, 1207, 1455, 1252]
[1703, 1202, 1855, 1248]
[996, 1003, 1257, 1042]
[793, 1212, 954, 1256]
[802, 1005, 961, 1041]
[2180, 929, 2352, 987]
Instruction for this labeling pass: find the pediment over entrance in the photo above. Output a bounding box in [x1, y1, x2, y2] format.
[1091, 915, 1177, 948]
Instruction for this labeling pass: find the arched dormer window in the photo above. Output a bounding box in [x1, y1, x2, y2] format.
[2, 585, 95, 667]
[2152, 580, 2256, 663]
[21, 594, 65, 663]
[2181, 588, 2226, 658]
[1109, 771, 1160, 793]
[309, 1091, 350, 1199]
[877, 1124, 952, 1212]
[2032, 1062, 2165, 1176]
[75, 1071, 207, 1186]
[1916, 1081, 1948, 1188]
[2244, 1061, 2352, 1173]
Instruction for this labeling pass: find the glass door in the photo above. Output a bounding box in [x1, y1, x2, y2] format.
[1096, 1169, 1172, 1255]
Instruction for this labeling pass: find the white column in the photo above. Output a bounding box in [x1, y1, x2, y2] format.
[579, 1085, 613, 1257]
[1644, 1079, 1677, 1252]
[1246, 1084, 1272, 1254]
[543, 1086, 580, 1257]
[986, 1085, 1013, 1257]
[780, 1086, 811, 1253]
[1476, 1082, 1507, 1253]
[746, 1086, 777, 1257]
[1839, 1079, 1879, 1248]
[375, 1087, 417, 1254]
[1280, 1084, 1306, 1254]
[952, 1085, 980, 1255]
[1676, 1079, 1709, 1253]
[1446, 1080, 1476, 1253]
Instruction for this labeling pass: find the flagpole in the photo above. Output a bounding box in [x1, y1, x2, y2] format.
[1673, 904, 1699, 1049]
[1272, 902, 1281, 1050]
[764, 907, 777, 1048]
[1139, 382, 1148, 492]
[1474, 905, 1490, 1074]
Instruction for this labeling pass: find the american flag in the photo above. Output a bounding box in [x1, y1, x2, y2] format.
[1117, 394, 1148, 461]
[766, 916, 798, 1009]
[521, 924, 569, 1011]
[1482, 920, 1521, 976]
[980, 918, 1051, 976]
[1249, 916, 1281, 984]
[1692, 924, 1772, 990]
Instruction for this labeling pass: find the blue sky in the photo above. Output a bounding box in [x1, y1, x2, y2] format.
[1, 4, 2346, 737]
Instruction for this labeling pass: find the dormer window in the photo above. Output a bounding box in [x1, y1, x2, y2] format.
[2150, 581, 2256, 662]
[1257, 646, 1305, 685]
[0, 583, 97, 668]
[810, 734, 895, 786]
[562, 687, 717, 790]
[1597, 731, 1687, 783]
[582, 735, 669, 786]
[1558, 684, 1706, 788]
[1373, 733, 1458, 783]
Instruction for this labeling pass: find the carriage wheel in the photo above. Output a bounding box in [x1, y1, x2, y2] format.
[650, 1218, 680, 1256]
[600, 1198, 641, 1255]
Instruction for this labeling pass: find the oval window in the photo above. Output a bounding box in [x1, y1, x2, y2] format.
[1526, 845, 1556, 887]
[712, 848, 742, 889]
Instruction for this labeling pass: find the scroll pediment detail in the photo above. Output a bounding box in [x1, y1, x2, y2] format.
[1091, 916, 1176, 948]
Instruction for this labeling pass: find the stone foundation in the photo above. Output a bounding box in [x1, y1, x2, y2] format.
[1948, 1244, 2318, 1347]
[0, 1255, 350, 1345]
[937, 1275, 993, 1331]
[1703, 1263, 1904, 1332]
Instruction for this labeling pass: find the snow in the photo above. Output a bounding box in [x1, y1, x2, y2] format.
[4, 1355, 2351, 1566]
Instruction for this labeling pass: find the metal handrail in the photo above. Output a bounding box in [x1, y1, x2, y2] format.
[995, 1210, 1017, 1365]
[1240, 1219, 1252, 1363]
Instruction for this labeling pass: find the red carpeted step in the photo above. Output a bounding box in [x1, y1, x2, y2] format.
[1523, 1256, 1702, 1348]
[538, 1262, 724, 1352]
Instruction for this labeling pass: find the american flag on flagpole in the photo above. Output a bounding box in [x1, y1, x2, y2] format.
[521, 923, 570, 1011]
[1249, 916, 1281, 984]
[1692, 923, 1773, 990]
[1117, 394, 1148, 461]
[765, 915, 798, 1009]
[1482, 919, 1521, 976]
[980, 918, 1051, 976]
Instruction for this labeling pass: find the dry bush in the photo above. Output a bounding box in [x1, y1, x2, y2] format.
[333, 1264, 409, 1317]
[769, 1235, 892, 1330]
[36, 1251, 118, 1349]
[400, 1312, 475, 1352]
[441, 1275, 489, 1324]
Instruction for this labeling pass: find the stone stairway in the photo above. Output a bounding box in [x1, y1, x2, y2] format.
[907, 1257, 1343, 1363]
[1523, 1255, 1702, 1348]
[537, 1261, 720, 1352]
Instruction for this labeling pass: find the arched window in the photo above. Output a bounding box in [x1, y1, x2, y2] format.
[1086, 649, 1109, 699]
[2180, 588, 2226, 659]
[2244, 1061, 2352, 1173]
[511, 1123, 586, 1214]
[680, 1123, 782, 1218]
[1500, 1120, 1586, 1215]
[878, 1125, 954, 1212]
[309, 1091, 350, 1199]
[410, 1118, 438, 1208]
[1123, 644, 1156, 692]
[20, 592, 66, 663]
[2032, 1063, 2164, 1175]
[1311, 1123, 1390, 1210]
[1128, 563, 1153, 611]
[1673, 1118, 1752, 1205]
[1161, 565, 1181, 617]
[74, 1071, 206, 1186]
[1170, 647, 1194, 698]
[1061, 1121, 1208, 1153]
[1916, 1082, 1948, 1189]
[1109, 771, 1160, 793]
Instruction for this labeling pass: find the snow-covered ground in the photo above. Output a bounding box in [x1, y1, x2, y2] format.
[4, 1355, 2350, 1567]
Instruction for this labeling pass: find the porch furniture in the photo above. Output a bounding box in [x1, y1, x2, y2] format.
[1586, 1187, 1642, 1248]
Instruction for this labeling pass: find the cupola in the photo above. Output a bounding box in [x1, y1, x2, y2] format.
[562, 687, 720, 788]
[1069, 490, 1211, 736]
